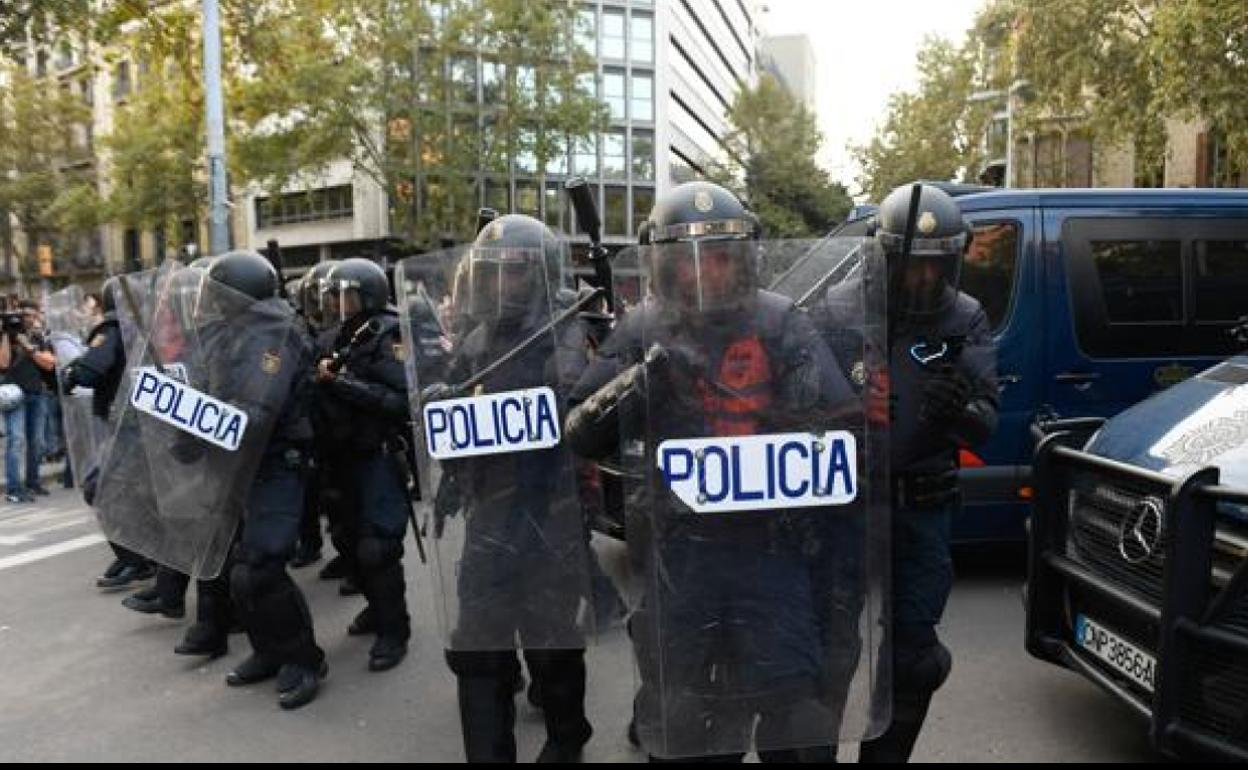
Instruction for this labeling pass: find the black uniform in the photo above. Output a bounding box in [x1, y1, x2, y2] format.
[316, 309, 413, 665]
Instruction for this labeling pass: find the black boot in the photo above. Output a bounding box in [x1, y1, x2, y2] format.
[174, 622, 228, 658]
[347, 606, 376, 637]
[121, 591, 186, 619]
[226, 653, 281, 687]
[368, 635, 408, 672]
[456, 675, 518, 762]
[276, 661, 327, 710]
[526, 650, 592, 764]
[858, 689, 935, 763]
[289, 541, 321, 570]
[97, 561, 153, 589]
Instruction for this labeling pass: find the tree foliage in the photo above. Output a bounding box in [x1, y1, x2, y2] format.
[230, 0, 607, 246]
[0, 61, 97, 278]
[710, 75, 852, 238]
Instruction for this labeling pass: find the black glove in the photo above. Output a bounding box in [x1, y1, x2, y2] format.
[421, 382, 459, 404]
[432, 468, 462, 538]
[920, 364, 972, 425]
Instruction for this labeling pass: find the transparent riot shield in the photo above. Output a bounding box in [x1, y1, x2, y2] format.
[614, 237, 889, 759]
[44, 286, 109, 484]
[396, 240, 598, 651]
[96, 267, 306, 579]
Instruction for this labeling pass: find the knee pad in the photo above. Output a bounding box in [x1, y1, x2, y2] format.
[229, 558, 285, 603]
[357, 535, 402, 573]
[896, 640, 952, 696]
[446, 648, 520, 679]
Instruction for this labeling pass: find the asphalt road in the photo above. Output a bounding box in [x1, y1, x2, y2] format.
[0, 488, 1164, 762]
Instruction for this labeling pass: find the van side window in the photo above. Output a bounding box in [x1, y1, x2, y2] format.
[1193, 240, 1248, 322]
[1091, 240, 1182, 324]
[962, 221, 1020, 333]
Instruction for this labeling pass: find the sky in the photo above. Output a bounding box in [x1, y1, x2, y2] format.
[760, 0, 988, 194]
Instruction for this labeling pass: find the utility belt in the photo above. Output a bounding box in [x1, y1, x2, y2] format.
[892, 466, 960, 511]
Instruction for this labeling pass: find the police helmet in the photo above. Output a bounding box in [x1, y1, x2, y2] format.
[208, 250, 279, 301]
[638, 181, 761, 316]
[457, 214, 564, 325]
[323, 258, 389, 325]
[874, 183, 971, 315]
[301, 260, 340, 328]
[101, 276, 120, 314]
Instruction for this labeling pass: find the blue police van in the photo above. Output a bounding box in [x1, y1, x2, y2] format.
[947, 188, 1248, 542]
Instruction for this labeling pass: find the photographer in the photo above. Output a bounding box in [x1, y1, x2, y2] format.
[0, 301, 56, 502]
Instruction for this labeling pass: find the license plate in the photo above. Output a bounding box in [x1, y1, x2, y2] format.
[1074, 614, 1156, 693]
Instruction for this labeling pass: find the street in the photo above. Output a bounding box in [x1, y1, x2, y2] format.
[0, 488, 1163, 762]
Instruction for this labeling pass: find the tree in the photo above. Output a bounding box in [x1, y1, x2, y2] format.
[230, 0, 607, 248]
[100, 4, 209, 254]
[851, 4, 1012, 203]
[0, 61, 98, 282]
[710, 74, 852, 238]
[1011, 0, 1248, 167]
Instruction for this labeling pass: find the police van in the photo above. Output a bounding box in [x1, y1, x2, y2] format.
[1027, 351, 1248, 760]
[947, 188, 1248, 542]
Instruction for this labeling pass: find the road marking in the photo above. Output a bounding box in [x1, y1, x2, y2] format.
[0, 535, 31, 546]
[0, 533, 105, 572]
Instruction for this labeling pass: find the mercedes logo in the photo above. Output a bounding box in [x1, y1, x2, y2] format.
[1118, 497, 1164, 565]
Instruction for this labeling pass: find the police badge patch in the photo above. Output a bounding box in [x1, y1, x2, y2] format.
[694, 191, 714, 213]
[918, 211, 938, 234]
[851, 360, 867, 387]
[261, 350, 282, 375]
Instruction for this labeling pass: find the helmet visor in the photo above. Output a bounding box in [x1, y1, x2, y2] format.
[455, 246, 551, 326]
[645, 240, 756, 315]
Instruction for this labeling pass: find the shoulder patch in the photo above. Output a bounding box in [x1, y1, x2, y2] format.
[261, 349, 282, 375]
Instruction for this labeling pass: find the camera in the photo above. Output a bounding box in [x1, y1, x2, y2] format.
[1, 313, 23, 332]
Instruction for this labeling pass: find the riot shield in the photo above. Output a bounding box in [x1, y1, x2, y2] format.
[96, 267, 306, 578]
[396, 240, 597, 651]
[617, 237, 890, 759]
[44, 286, 110, 483]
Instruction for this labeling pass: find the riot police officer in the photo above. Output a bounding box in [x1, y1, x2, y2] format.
[422, 215, 595, 763]
[314, 257, 412, 671]
[61, 278, 154, 590]
[187, 250, 326, 709]
[820, 183, 998, 762]
[565, 181, 861, 762]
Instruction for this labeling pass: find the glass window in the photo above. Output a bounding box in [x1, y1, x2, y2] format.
[113, 62, 131, 100]
[630, 14, 653, 63]
[602, 9, 625, 60]
[605, 186, 627, 236]
[961, 222, 1020, 333]
[1194, 241, 1248, 322]
[1092, 240, 1183, 324]
[515, 127, 537, 174]
[482, 118, 508, 173]
[573, 136, 598, 176]
[543, 134, 568, 176]
[450, 56, 476, 103]
[632, 187, 654, 235]
[516, 181, 540, 217]
[515, 65, 536, 102]
[603, 69, 626, 120]
[544, 183, 563, 230]
[577, 71, 597, 100]
[575, 8, 596, 56]
[631, 129, 654, 180]
[484, 179, 510, 213]
[630, 72, 653, 122]
[603, 131, 626, 180]
[482, 60, 505, 103]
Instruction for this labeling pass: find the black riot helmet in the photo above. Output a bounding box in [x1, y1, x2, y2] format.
[455, 213, 564, 327]
[301, 260, 340, 329]
[638, 180, 761, 317]
[207, 250, 279, 301]
[874, 183, 971, 318]
[323, 258, 390, 326]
